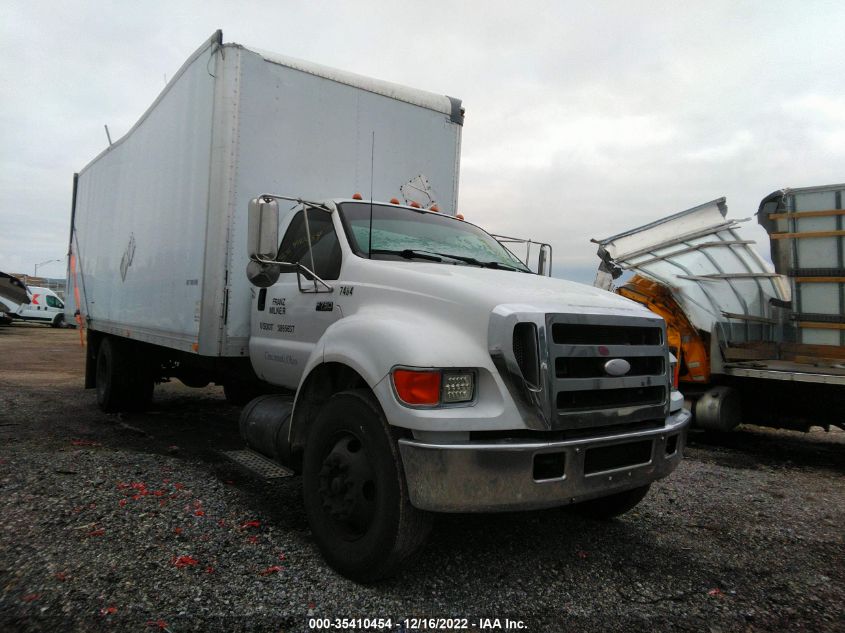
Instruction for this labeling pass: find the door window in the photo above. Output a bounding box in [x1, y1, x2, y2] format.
[277, 210, 342, 280]
[46, 295, 64, 309]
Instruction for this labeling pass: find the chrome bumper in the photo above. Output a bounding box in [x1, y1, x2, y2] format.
[398, 409, 691, 512]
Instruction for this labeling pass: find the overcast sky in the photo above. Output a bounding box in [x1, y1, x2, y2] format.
[1, 1, 843, 284]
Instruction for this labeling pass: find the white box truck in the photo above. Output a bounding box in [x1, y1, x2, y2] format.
[67, 31, 690, 581]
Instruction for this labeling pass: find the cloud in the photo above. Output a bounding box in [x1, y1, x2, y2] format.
[463, 108, 677, 172]
[784, 94, 845, 122]
[1, 0, 844, 285]
[782, 94, 845, 156]
[685, 130, 754, 162]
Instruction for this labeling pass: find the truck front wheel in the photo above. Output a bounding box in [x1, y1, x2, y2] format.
[96, 337, 154, 413]
[573, 484, 651, 520]
[302, 390, 432, 582]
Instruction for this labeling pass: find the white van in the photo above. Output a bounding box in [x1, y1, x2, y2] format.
[15, 286, 66, 327]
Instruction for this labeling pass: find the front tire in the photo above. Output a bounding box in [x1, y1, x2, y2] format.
[51, 313, 65, 328]
[302, 390, 432, 582]
[573, 484, 651, 520]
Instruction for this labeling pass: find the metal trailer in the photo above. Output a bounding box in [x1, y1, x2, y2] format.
[594, 191, 845, 432]
[66, 30, 464, 395]
[758, 184, 845, 346]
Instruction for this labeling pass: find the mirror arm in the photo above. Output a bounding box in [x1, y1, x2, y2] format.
[296, 264, 334, 293]
[249, 256, 333, 292]
[256, 193, 332, 214]
[250, 254, 281, 266]
[249, 254, 299, 273]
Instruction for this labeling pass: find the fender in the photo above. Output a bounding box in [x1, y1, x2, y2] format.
[283, 292, 491, 409]
[290, 307, 485, 419]
[285, 308, 518, 440]
[322, 307, 494, 387]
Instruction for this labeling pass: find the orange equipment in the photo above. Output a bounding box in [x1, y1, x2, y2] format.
[617, 275, 710, 385]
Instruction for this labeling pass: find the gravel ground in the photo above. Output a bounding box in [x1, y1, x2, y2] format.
[1, 324, 843, 632]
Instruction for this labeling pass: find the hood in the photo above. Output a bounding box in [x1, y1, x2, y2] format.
[348, 258, 651, 318]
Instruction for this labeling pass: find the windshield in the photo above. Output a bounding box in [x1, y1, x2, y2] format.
[338, 203, 531, 272]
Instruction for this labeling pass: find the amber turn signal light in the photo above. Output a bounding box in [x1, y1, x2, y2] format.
[392, 369, 441, 406]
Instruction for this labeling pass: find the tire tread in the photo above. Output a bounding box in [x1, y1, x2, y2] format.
[303, 389, 432, 582]
[96, 337, 153, 412]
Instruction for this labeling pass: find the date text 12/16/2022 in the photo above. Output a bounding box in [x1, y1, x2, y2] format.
[307, 617, 528, 631]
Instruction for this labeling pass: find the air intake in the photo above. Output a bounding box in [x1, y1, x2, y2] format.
[513, 322, 540, 389]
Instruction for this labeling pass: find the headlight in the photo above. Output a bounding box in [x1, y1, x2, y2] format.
[442, 371, 474, 403]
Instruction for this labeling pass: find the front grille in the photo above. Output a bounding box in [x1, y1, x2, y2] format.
[513, 322, 540, 388]
[552, 323, 662, 346]
[555, 355, 664, 378]
[545, 314, 669, 430]
[557, 386, 666, 411]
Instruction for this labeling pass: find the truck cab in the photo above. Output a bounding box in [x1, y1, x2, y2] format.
[243, 195, 690, 581]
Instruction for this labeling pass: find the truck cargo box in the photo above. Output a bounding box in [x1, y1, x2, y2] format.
[67, 31, 464, 357]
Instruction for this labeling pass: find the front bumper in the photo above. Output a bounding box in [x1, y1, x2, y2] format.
[398, 408, 691, 512]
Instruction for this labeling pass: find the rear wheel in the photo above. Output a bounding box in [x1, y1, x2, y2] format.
[302, 390, 432, 582]
[573, 484, 651, 520]
[95, 337, 154, 412]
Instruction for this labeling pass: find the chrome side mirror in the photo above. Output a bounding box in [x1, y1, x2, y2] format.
[247, 197, 279, 260]
[538, 244, 552, 277]
[246, 259, 301, 287]
[246, 260, 281, 288]
[247, 196, 299, 287]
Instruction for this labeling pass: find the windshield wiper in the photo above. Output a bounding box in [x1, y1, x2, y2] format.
[429, 252, 530, 272]
[369, 248, 529, 272]
[481, 260, 530, 272]
[369, 249, 442, 262]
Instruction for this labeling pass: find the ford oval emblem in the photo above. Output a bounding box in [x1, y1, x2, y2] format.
[604, 358, 631, 377]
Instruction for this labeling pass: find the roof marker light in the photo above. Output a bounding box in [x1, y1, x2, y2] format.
[430, 205, 440, 212]
[410, 201, 421, 208]
[352, 193, 363, 200]
[456, 214, 465, 220]
[390, 198, 400, 204]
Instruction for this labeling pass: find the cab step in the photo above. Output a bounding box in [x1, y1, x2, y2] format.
[222, 448, 295, 480]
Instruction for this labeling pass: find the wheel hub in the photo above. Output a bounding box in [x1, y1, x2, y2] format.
[317, 433, 376, 537]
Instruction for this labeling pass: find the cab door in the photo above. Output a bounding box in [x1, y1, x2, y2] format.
[249, 208, 343, 389]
